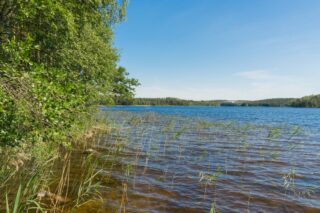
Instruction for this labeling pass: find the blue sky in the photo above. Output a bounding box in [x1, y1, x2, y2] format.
[115, 0, 320, 100]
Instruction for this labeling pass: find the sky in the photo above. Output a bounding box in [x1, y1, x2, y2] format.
[115, 0, 320, 100]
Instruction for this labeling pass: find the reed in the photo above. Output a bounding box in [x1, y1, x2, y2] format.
[2, 110, 309, 212]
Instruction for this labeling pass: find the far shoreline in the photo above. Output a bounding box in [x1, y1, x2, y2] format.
[111, 105, 319, 109]
[113, 95, 319, 108]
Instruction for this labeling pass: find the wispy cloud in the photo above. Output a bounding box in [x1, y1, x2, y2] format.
[136, 85, 243, 100]
[234, 70, 278, 80]
[232, 69, 318, 99]
[136, 79, 319, 100]
[135, 70, 320, 100]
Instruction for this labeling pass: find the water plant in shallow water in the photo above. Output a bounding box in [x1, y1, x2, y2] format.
[86, 111, 318, 212]
[240, 140, 251, 151]
[267, 127, 282, 141]
[74, 155, 103, 208]
[199, 166, 223, 186]
[210, 202, 217, 213]
[172, 126, 187, 140]
[283, 168, 296, 192]
[196, 120, 215, 130]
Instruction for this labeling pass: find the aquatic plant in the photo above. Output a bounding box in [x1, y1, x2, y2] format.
[283, 168, 296, 192]
[209, 202, 217, 213]
[199, 166, 223, 186]
[97, 111, 317, 212]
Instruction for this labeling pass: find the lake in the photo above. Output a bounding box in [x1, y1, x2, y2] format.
[92, 106, 320, 213]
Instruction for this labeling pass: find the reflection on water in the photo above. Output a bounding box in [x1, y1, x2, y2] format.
[77, 109, 320, 213]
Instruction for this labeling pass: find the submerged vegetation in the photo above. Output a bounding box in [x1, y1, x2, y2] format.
[92, 110, 319, 212]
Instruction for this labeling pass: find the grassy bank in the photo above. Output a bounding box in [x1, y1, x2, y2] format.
[0, 113, 110, 212]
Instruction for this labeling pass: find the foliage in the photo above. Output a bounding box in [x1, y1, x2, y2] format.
[290, 94, 320, 108]
[98, 66, 140, 105]
[221, 98, 295, 107]
[0, 0, 138, 147]
[233, 96, 320, 108]
[0, 1, 138, 210]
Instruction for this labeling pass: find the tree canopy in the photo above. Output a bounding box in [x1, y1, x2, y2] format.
[0, 0, 138, 146]
[290, 95, 320, 108]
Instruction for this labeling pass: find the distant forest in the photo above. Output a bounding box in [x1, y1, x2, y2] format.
[128, 95, 320, 108]
[133, 98, 222, 106]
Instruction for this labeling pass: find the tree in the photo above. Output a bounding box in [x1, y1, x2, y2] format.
[0, 0, 137, 146]
[111, 67, 140, 105]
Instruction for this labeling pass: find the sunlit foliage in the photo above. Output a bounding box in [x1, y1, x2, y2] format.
[0, 0, 138, 146]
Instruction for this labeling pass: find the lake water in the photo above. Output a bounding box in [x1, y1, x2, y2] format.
[105, 106, 320, 131]
[93, 106, 320, 213]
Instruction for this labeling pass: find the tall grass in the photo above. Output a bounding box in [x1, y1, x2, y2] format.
[0, 112, 113, 212]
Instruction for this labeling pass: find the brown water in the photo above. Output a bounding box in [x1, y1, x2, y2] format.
[75, 111, 320, 213]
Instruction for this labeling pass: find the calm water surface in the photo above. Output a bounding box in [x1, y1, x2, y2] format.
[92, 106, 320, 213]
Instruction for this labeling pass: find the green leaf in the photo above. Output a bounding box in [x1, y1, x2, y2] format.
[13, 184, 22, 213]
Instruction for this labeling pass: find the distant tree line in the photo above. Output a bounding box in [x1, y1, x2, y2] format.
[133, 98, 221, 106]
[123, 95, 320, 108]
[290, 95, 320, 108]
[222, 96, 320, 108]
[221, 98, 295, 107]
